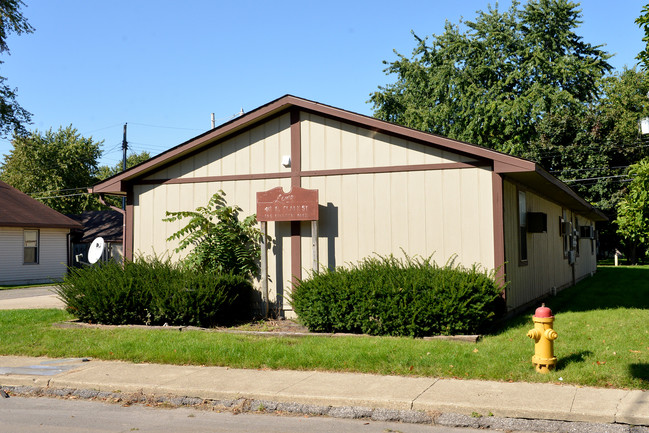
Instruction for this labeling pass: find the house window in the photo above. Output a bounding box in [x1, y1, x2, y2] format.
[24, 229, 39, 264]
[518, 190, 528, 263]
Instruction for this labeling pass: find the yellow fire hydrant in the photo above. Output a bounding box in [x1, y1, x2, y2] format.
[526, 303, 558, 373]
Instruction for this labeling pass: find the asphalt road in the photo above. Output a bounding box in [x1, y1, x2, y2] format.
[0, 396, 502, 433]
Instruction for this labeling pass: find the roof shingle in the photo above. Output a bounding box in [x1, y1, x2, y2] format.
[0, 180, 83, 229]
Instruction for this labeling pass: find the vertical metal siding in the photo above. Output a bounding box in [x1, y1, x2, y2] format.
[143, 114, 291, 181]
[133, 177, 293, 307]
[301, 168, 495, 276]
[130, 112, 515, 313]
[503, 180, 598, 310]
[300, 113, 476, 171]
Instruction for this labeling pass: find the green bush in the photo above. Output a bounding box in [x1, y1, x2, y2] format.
[290, 255, 503, 337]
[57, 257, 255, 327]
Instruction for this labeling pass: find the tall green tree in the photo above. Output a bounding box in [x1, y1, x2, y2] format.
[370, 0, 611, 155]
[615, 159, 649, 263]
[97, 151, 151, 180]
[0, 0, 33, 138]
[636, 4, 649, 70]
[527, 68, 649, 215]
[524, 68, 649, 255]
[0, 125, 103, 214]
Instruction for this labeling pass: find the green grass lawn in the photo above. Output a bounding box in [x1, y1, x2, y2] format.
[0, 265, 647, 390]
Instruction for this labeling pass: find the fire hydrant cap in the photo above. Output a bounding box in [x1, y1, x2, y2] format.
[534, 303, 553, 318]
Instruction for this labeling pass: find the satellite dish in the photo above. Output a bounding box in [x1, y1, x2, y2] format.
[87, 237, 105, 264]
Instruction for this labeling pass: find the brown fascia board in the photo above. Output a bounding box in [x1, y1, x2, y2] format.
[91, 95, 540, 195]
[534, 165, 608, 222]
[90, 95, 301, 195]
[506, 168, 607, 222]
[89, 94, 599, 221]
[90, 179, 126, 195]
[294, 97, 540, 170]
[0, 221, 81, 229]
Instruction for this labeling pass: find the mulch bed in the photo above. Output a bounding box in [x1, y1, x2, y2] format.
[53, 319, 480, 342]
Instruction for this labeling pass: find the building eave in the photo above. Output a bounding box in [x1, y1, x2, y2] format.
[89, 95, 606, 222]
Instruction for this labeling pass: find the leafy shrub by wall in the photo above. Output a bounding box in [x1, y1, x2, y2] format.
[57, 257, 254, 327]
[290, 255, 503, 337]
[163, 190, 261, 278]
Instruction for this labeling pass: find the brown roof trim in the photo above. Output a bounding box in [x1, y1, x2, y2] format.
[504, 168, 608, 222]
[491, 172, 506, 289]
[139, 172, 292, 186]
[91, 96, 300, 194]
[0, 181, 83, 229]
[535, 166, 592, 207]
[294, 98, 539, 172]
[89, 95, 604, 220]
[91, 95, 538, 194]
[137, 161, 486, 187]
[300, 161, 486, 178]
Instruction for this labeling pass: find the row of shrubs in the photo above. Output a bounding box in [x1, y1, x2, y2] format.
[60, 190, 502, 335]
[59, 253, 502, 335]
[290, 255, 504, 337]
[57, 257, 255, 328]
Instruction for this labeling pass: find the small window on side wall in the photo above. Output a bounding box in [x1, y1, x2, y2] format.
[527, 212, 547, 233]
[24, 229, 39, 264]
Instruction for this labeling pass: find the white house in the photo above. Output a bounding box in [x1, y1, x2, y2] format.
[0, 180, 82, 285]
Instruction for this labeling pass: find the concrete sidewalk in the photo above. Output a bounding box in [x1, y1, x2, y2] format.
[1, 355, 647, 428]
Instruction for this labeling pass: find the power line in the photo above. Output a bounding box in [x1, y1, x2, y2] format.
[82, 123, 123, 136]
[550, 165, 630, 173]
[129, 122, 203, 132]
[32, 192, 91, 200]
[128, 141, 170, 150]
[563, 174, 630, 183]
[530, 141, 649, 158]
[103, 141, 124, 155]
[27, 186, 90, 195]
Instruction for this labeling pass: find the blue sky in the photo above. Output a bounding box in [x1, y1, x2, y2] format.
[0, 0, 645, 169]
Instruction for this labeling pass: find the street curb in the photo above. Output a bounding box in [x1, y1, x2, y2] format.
[2, 384, 648, 433]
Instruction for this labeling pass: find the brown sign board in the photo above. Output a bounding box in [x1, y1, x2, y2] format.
[256, 186, 319, 222]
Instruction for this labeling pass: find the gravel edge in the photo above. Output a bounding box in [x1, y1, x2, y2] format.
[2, 385, 648, 432]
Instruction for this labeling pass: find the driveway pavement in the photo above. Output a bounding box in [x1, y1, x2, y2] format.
[0, 286, 64, 310]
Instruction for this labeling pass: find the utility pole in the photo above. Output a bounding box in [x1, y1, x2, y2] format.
[122, 123, 127, 210]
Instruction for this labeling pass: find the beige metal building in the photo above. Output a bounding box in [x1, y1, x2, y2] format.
[91, 95, 606, 315]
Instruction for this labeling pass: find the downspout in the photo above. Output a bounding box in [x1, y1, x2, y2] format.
[66, 232, 71, 268]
